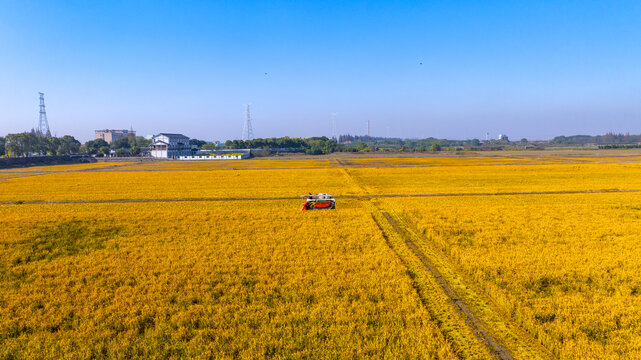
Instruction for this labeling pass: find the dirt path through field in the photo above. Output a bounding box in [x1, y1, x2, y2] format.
[382, 212, 514, 359]
[1, 188, 636, 205]
[335, 160, 551, 359]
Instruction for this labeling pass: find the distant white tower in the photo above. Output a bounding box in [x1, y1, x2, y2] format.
[331, 112, 337, 140]
[242, 104, 254, 141]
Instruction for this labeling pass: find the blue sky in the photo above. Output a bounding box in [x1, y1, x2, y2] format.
[1, 1, 640, 142]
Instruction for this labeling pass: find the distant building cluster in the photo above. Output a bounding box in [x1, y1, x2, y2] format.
[95, 129, 135, 144]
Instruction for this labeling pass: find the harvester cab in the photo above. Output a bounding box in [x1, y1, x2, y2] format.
[301, 193, 336, 211]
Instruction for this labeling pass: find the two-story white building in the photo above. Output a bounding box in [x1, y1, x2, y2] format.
[150, 133, 191, 158]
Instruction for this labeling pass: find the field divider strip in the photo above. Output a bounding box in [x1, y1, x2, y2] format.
[353, 188, 639, 198]
[1, 188, 637, 205]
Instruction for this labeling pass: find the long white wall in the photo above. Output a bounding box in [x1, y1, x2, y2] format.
[178, 154, 248, 160]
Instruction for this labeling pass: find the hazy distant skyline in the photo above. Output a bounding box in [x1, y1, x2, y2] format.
[1, 1, 640, 142]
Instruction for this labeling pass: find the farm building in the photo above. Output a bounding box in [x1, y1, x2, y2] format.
[150, 133, 192, 159]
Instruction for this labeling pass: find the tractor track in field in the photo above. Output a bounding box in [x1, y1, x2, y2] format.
[381, 211, 513, 360]
[1, 188, 637, 205]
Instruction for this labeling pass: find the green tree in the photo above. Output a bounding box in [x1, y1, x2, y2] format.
[99, 146, 111, 157]
[189, 139, 206, 148]
[202, 143, 218, 151]
[429, 144, 441, 152]
[111, 136, 131, 149]
[134, 136, 151, 147]
[58, 135, 81, 155]
[85, 139, 109, 155]
[6, 132, 40, 156]
[0, 136, 5, 156]
[45, 137, 61, 155]
[115, 148, 127, 157]
[130, 145, 141, 156]
[305, 146, 322, 155]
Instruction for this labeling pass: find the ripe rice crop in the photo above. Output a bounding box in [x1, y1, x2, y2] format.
[0, 200, 457, 359]
[2, 151, 641, 358]
[380, 192, 641, 358]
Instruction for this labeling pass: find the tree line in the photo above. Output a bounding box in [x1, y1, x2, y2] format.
[551, 132, 641, 145]
[83, 134, 151, 156]
[1, 133, 81, 157]
[3, 131, 641, 158]
[0, 132, 151, 157]
[219, 137, 343, 155]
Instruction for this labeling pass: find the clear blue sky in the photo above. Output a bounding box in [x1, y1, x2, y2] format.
[1, 1, 640, 142]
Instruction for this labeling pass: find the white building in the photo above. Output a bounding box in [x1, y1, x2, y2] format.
[150, 133, 191, 158]
[179, 152, 250, 160]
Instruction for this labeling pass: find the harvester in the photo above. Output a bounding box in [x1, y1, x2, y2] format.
[301, 193, 336, 211]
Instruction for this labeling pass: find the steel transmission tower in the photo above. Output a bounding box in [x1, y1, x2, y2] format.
[242, 104, 254, 141]
[38, 92, 51, 137]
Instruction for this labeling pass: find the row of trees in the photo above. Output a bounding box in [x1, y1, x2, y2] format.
[83, 134, 151, 156]
[3, 130, 641, 158]
[339, 134, 500, 150]
[0, 132, 153, 158]
[221, 136, 344, 155]
[223, 137, 310, 150]
[2, 132, 81, 157]
[187, 135, 514, 154]
[551, 132, 640, 145]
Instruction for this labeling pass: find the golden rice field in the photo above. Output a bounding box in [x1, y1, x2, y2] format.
[2, 152, 641, 359]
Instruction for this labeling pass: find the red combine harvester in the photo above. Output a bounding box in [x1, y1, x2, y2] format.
[301, 193, 336, 211]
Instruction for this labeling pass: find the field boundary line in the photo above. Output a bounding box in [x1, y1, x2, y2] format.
[0, 162, 136, 181]
[1, 188, 637, 205]
[353, 188, 639, 198]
